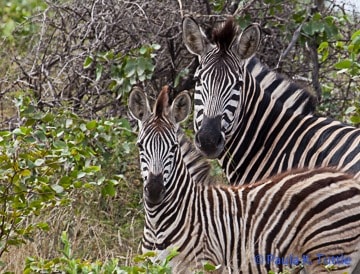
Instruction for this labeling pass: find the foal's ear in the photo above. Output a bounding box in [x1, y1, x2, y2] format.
[171, 91, 192, 123]
[232, 23, 261, 59]
[182, 16, 210, 57]
[128, 87, 151, 122]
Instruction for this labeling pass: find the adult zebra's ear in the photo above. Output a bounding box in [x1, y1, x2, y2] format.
[232, 23, 261, 59]
[128, 86, 151, 123]
[171, 91, 192, 123]
[182, 16, 209, 57]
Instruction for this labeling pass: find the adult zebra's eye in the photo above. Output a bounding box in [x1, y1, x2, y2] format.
[170, 144, 178, 153]
[233, 81, 242, 91]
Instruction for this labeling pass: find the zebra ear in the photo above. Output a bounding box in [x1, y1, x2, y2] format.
[128, 87, 151, 122]
[171, 91, 192, 123]
[182, 16, 209, 57]
[232, 23, 261, 59]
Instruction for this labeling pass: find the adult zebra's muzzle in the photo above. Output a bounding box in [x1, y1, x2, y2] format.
[195, 114, 224, 159]
[144, 172, 166, 206]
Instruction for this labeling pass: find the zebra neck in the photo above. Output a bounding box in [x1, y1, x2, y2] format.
[145, 149, 198, 219]
[177, 128, 212, 184]
[219, 84, 300, 185]
[142, 150, 200, 251]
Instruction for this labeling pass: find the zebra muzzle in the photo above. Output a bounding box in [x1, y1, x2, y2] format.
[144, 172, 166, 206]
[195, 114, 224, 159]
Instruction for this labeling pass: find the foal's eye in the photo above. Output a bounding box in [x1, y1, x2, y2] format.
[193, 76, 201, 84]
[137, 142, 144, 151]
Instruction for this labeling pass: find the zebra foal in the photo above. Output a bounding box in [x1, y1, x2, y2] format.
[129, 85, 360, 274]
[183, 17, 360, 185]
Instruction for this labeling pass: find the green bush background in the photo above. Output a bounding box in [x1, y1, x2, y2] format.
[0, 0, 359, 273]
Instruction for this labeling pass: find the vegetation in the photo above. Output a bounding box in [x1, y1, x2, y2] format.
[0, 0, 358, 273]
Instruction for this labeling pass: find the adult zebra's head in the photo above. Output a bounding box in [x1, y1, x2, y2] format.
[129, 86, 192, 206]
[183, 16, 261, 158]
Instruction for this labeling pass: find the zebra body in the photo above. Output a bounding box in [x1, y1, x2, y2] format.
[129, 86, 360, 273]
[183, 17, 360, 184]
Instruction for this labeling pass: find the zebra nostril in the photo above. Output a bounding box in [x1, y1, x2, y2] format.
[195, 133, 202, 148]
[195, 132, 201, 148]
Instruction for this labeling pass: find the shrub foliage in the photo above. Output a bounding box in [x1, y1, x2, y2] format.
[0, 0, 359, 272]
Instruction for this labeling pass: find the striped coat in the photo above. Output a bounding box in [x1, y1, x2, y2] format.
[183, 16, 360, 185]
[129, 86, 360, 273]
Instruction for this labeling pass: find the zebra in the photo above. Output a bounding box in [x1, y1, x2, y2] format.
[129, 86, 213, 184]
[129, 85, 360, 273]
[182, 16, 360, 185]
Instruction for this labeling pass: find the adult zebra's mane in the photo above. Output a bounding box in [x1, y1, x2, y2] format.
[211, 17, 317, 113]
[211, 17, 237, 51]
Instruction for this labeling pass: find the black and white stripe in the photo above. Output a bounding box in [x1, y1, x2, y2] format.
[183, 17, 360, 185]
[131, 87, 360, 273]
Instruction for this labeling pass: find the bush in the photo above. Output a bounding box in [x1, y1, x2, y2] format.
[0, 94, 140, 268]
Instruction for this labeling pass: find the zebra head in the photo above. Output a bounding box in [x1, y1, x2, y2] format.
[183, 16, 261, 158]
[129, 86, 192, 206]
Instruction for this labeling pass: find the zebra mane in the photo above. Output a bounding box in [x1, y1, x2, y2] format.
[245, 56, 317, 113]
[154, 85, 170, 118]
[177, 128, 215, 185]
[212, 17, 237, 51]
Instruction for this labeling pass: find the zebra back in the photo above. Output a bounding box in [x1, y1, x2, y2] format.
[245, 56, 316, 115]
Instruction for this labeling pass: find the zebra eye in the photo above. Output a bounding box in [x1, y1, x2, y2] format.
[137, 141, 144, 151]
[170, 144, 178, 153]
[234, 81, 242, 91]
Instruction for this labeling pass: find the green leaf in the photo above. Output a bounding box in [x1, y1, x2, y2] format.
[53, 140, 67, 149]
[96, 63, 103, 81]
[203, 262, 217, 271]
[13, 127, 26, 136]
[34, 159, 45, 166]
[334, 59, 352, 69]
[51, 184, 64, 194]
[80, 123, 87, 132]
[66, 118, 73, 128]
[139, 46, 148, 55]
[34, 130, 47, 141]
[20, 169, 32, 177]
[83, 56, 93, 69]
[350, 115, 360, 125]
[83, 165, 101, 173]
[124, 59, 136, 78]
[86, 120, 97, 130]
[101, 181, 116, 196]
[152, 43, 161, 50]
[36, 222, 49, 231]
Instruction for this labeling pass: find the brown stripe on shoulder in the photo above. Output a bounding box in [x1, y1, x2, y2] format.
[212, 17, 237, 51]
[269, 167, 355, 186]
[154, 85, 170, 118]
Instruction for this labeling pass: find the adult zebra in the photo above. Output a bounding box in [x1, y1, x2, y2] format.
[129, 85, 360, 273]
[182, 16, 360, 185]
